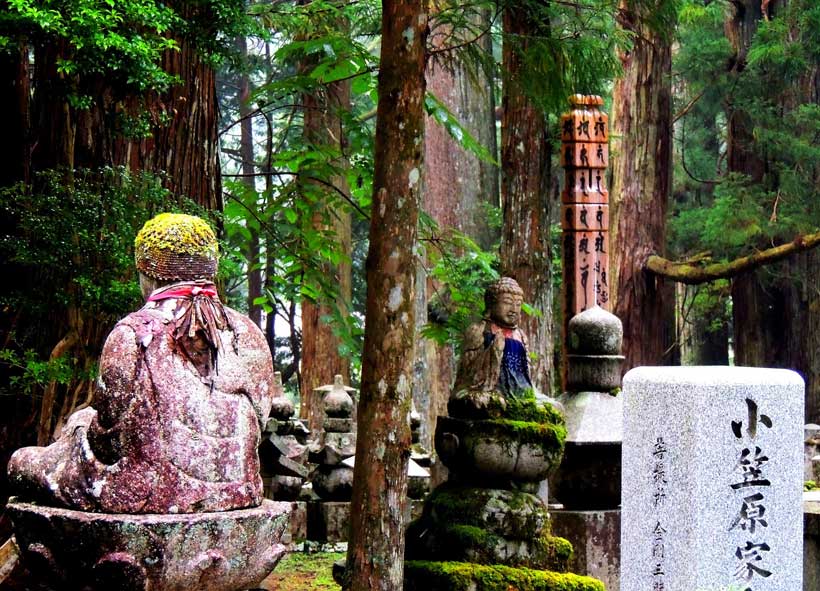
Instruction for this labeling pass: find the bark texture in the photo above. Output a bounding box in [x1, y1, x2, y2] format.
[415, 9, 497, 456]
[609, 4, 675, 370]
[346, 1, 427, 588]
[299, 75, 353, 433]
[500, 12, 553, 395]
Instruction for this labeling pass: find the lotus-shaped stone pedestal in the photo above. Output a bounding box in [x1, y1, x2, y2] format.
[7, 499, 291, 591]
[435, 415, 565, 485]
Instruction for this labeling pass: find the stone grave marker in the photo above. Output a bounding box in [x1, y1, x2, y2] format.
[622, 366, 804, 591]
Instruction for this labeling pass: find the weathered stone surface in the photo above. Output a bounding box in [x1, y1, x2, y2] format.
[7, 498, 291, 591]
[266, 476, 304, 501]
[435, 416, 564, 485]
[550, 509, 620, 591]
[323, 418, 354, 433]
[314, 375, 356, 419]
[284, 501, 307, 545]
[269, 397, 295, 421]
[567, 306, 622, 355]
[306, 501, 351, 543]
[406, 483, 569, 571]
[565, 354, 622, 391]
[555, 388, 621, 509]
[622, 366, 803, 591]
[311, 465, 354, 501]
[423, 486, 548, 540]
[8, 300, 275, 514]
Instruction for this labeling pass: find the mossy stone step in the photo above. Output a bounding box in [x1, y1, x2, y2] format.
[404, 560, 605, 591]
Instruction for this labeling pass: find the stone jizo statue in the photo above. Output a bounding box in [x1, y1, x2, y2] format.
[453, 277, 534, 399]
[9, 213, 276, 514]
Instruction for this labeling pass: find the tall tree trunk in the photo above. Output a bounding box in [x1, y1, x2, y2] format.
[609, 3, 675, 371]
[346, 0, 427, 587]
[0, 41, 29, 187]
[299, 75, 353, 432]
[500, 11, 553, 395]
[414, 8, 497, 456]
[237, 36, 264, 328]
[726, 0, 820, 422]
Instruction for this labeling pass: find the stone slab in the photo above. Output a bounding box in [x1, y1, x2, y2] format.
[7, 498, 291, 591]
[551, 509, 620, 591]
[621, 366, 804, 591]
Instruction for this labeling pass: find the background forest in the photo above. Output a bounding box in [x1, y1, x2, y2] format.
[0, 0, 818, 544]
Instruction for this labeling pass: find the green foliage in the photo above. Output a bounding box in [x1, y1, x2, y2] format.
[1, 0, 250, 104]
[0, 167, 208, 394]
[421, 225, 500, 349]
[0, 348, 87, 394]
[498, 0, 626, 116]
[671, 0, 820, 268]
[424, 93, 498, 165]
[2, 0, 179, 92]
[805, 480, 818, 492]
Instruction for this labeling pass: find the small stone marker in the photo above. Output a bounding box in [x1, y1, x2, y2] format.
[621, 366, 804, 591]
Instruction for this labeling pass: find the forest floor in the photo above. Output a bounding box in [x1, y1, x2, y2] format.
[257, 551, 344, 590]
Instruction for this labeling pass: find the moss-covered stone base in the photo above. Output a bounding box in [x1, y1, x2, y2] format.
[404, 560, 605, 591]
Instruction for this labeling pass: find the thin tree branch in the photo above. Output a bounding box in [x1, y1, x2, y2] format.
[673, 89, 705, 123]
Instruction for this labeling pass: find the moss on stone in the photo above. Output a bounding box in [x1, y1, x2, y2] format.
[504, 396, 565, 427]
[425, 485, 546, 540]
[135, 213, 218, 257]
[534, 535, 574, 572]
[476, 418, 567, 454]
[404, 560, 605, 591]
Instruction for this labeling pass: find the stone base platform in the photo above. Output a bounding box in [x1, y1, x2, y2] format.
[7, 498, 291, 591]
[549, 508, 620, 591]
[403, 561, 604, 591]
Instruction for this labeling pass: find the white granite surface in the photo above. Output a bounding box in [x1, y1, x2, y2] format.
[621, 366, 804, 591]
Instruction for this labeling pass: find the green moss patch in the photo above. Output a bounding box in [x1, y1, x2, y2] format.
[260, 552, 344, 591]
[404, 561, 605, 591]
[476, 418, 567, 453]
[425, 485, 546, 539]
[505, 396, 565, 427]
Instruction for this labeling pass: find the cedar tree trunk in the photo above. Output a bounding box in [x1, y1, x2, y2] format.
[299, 76, 353, 432]
[500, 11, 554, 395]
[346, 0, 427, 588]
[609, 3, 675, 370]
[415, 8, 497, 456]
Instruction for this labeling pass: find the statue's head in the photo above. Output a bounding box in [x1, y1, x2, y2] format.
[135, 213, 218, 297]
[484, 277, 524, 329]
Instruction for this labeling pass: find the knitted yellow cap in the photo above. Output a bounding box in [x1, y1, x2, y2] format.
[134, 213, 218, 281]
